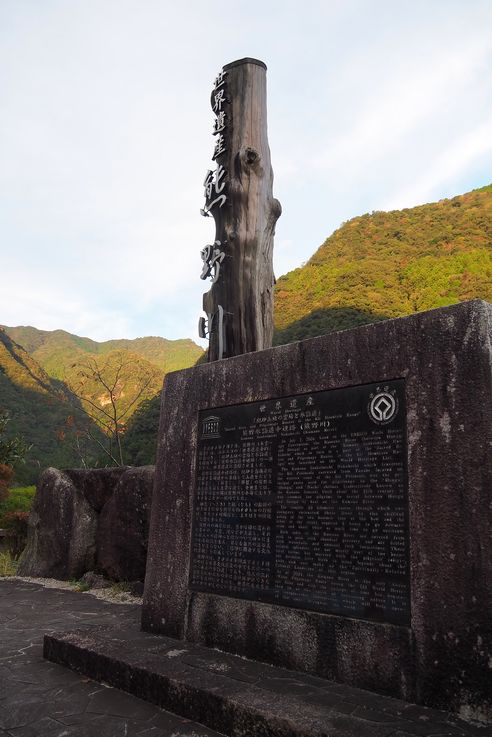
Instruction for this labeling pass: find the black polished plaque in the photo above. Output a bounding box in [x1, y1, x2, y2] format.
[190, 380, 410, 626]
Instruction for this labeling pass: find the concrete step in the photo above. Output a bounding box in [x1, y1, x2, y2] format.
[44, 626, 489, 737]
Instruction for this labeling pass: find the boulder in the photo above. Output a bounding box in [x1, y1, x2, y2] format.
[18, 465, 155, 582]
[128, 581, 144, 597]
[64, 467, 128, 512]
[80, 571, 112, 589]
[96, 466, 154, 582]
[18, 468, 98, 579]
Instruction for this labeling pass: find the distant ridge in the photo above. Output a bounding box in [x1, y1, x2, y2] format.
[0, 326, 204, 482]
[2, 326, 204, 380]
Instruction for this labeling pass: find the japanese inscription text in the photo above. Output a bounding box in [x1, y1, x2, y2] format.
[190, 380, 410, 626]
[198, 65, 230, 357]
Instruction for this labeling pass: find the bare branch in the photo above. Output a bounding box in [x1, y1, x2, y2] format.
[85, 430, 120, 466]
[65, 351, 159, 466]
[68, 390, 115, 424]
[119, 374, 155, 420]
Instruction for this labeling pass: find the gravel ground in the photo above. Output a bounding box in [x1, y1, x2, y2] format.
[11, 575, 143, 605]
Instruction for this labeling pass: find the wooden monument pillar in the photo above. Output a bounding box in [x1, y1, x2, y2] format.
[199, 58, 281, 362]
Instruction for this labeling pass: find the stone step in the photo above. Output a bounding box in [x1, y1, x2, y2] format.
[43, 626, 488, 737]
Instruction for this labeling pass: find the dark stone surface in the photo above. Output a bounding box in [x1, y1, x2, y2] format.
[143, 300, 492, 720]
[80, 571, 112, 589]
[186, 592, 415, 700]
[64, 467, 129, 512]
[18, 466, 155, 583]
[191, 379, 410, 626]
[129, 581, 145, 597]
[17, 468, 98, 579]
[44, 617, 490, 737]
[0, 579, 223, 736]
[97, 466, 154, 582]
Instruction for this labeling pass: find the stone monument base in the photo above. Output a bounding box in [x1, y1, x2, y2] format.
[142, 300, 491, 721]
[44, 626, 487, 736]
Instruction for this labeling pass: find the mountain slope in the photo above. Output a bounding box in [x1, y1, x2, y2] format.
[65, 349, 163, 435]
[2, 326, 203, 380]
[0, 326, 204, 478]
[274, 184, 492, 343]
[1, 327, 203, 433]
[0, 329, 61, 397]
[0, 329, 103, 484]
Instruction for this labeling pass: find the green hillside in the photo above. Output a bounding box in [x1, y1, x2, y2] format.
[2, 326, 203, 381]
[0, 329, 61, 398]
[1, 326, 203, 434]
[123, 394, 161, 467]
[0, 329, 104, 484]
[274, 184, 492, 344]
[0, 327, 204, 480]
[64, 349, 163, 436]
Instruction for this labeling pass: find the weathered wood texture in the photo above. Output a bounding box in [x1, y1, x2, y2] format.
[203, 58, 281, 362]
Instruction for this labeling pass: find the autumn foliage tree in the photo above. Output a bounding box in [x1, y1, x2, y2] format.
[69, 352, 160, 466]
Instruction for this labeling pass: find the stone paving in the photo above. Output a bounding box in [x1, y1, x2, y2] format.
[45, 625, 492, 737]
[1, 579, 490, 737]
[0, 579, 223, 737]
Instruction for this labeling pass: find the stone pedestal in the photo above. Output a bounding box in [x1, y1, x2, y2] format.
[142, 300, 492, 721]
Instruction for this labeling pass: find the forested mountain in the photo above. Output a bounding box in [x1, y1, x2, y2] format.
[2, 326, 203, 380]
[274, 184, 492, 344]
[123, 394, 161, 467]
[0, 329, 104, 484]
[0, 327, 203, 482]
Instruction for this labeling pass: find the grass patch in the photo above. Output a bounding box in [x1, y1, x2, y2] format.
[109, 581, 132, 595]
[68, 579, 91, 592]
[0, 486, 35, 526]
[0, 551, 18, 576]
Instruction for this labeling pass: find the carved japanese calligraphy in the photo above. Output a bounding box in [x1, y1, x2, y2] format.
[200, 241, 226, 283]
[199, 58, 281, 362]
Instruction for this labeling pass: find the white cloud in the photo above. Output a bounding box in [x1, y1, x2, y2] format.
[383, 117, 492, 210]
[312, 38, 492, 178]
[0, 275, 132, 342]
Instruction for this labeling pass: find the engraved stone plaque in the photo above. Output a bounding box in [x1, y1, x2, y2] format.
[190, 379, 410, 626]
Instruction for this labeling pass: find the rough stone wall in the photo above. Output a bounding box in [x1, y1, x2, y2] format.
[18, 466, 154, 582]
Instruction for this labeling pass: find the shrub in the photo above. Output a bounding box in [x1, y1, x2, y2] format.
[0, 412, 30, 504]
[0, 551, 17, 577]
[0, 412, 30, 468]
[68, 580, 91, 592]
[0, 485, 35, 525]
[3, 511, 29, 559]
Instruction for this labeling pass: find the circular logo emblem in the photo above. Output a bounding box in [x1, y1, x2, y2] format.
[368, 391, 398, 425]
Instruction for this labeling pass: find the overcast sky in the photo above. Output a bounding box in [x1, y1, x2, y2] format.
[1, 0, 491, 344]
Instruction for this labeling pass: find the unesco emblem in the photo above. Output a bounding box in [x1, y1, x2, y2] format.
[368, 388, 398, 425]
[201, 415, 221, 439]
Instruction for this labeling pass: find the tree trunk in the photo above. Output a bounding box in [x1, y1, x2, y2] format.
[202, 58, 281, 362]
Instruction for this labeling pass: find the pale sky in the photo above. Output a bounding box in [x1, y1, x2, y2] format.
[1, 0, 491, 344]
